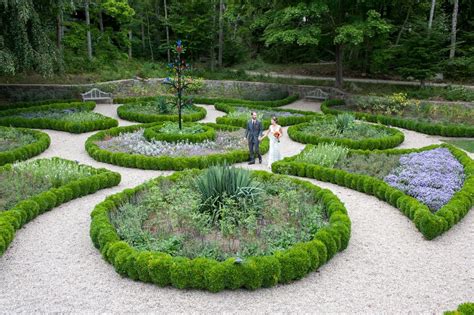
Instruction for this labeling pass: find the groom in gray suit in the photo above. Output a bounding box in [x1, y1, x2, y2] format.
[245, 111, 263, 164]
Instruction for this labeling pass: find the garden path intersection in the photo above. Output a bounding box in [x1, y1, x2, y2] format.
[0, 100, 472, 313]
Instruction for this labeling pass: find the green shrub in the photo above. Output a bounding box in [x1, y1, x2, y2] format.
[295, 143, 349, 168]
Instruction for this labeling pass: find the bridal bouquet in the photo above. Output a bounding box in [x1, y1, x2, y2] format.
[273, 130, 281, 142]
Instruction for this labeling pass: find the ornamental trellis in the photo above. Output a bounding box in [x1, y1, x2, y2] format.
[163, 40, 192, 130]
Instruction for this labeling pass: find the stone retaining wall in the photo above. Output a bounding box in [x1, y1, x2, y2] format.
[0, 79, 343, 103]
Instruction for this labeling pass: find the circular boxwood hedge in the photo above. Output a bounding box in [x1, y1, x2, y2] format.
[288, 119, 405, 150]
[0, 126, 51, 166]
[117, 102, 207, 123]
[143, 123, 216, 143]
[85, 122, 269, 170]
[90, 170, 351, 292]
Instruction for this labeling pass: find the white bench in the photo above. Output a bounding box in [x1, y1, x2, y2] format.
[81, 88, 113, 104]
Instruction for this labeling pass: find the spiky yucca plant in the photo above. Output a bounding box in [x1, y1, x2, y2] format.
[194, 165, 262, 225]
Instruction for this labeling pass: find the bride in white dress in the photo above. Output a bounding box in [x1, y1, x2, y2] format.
[259, 116, 283, 168]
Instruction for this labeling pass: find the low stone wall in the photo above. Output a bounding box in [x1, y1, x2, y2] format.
[0, 79, 343, 103]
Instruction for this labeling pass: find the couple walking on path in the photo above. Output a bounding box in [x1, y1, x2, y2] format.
[245, 111, 283, 168]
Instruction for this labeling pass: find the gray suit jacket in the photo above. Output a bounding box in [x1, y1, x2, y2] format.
[245, 119, 263, 140]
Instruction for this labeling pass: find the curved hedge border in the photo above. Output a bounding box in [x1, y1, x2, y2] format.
[114, 94, 299, 108]
[143, 123, 216, 143]
[0, 158, 121, 256]
[0, 102, 118, 133]
[117, 103, 207, 123]
[288, 119, 405, 150]
[444, 302, 474, 315]
[215, 103, 319, 129]
[273, 144, 474, 240]
[90, 170, 351, 292]
[321, 99, 474, 137]
[0, 127, 51, 166]
[0, 99, 78, 111]
[86, 122, 269, 170]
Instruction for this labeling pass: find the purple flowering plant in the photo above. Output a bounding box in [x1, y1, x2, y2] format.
[384, 148, 465, 211]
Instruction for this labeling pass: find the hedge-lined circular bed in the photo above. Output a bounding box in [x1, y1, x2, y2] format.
[86, 122, 269, 170]
[0, 158, 121, 256]
[214, 103, 319, 128]
[0, 102, 118, 133]
[0, 126, 51, 165]
[322, 99, 474, 137]
[117, 101, 206, 123]
[273, 143, 473, 240]
[90, 168, 351, 292]
[288, 114, 405, 150]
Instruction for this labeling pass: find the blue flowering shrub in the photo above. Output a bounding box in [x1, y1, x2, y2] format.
[273, 144, 474, 240]
[384, 148, 465, 211]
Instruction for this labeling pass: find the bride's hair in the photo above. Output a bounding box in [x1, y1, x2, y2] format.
[271, 116, 278, 124]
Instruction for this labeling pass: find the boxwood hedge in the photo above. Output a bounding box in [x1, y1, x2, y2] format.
[0, 158, 121, 257]
[444, 302, 474, 315]
[0, 126, 51, 166]
[86, 122, 269, 170]
[288, 118, 405, 150]
[0, 102, 118, 133]
[214, 103, 319, 129]
[272, 144, 474, 240]
[114, 94, 299, 108]
[0, 99, 78, 111]
[117, 103, 207, 123]
[321, 99, 474, 137]
[90, 170, 351, 292]
[143, 123, 216, 143]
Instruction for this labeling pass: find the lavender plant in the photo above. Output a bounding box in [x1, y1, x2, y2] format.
[384, 148, 465, 211]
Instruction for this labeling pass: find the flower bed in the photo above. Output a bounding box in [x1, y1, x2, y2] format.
[0, 158, 121, 256]
[288, 113, 404, 150]
[90, 168, 350, 292]
[0, 126, 50, 165]
[117, 97, 206, 123]
[143, 122, 216, 143]
[273, 144, 473, 240]
[86, 123, 269, 170]
[215, 103, 318, 128]
[0, 102, 118, 133]
[322, 99, 474, 137]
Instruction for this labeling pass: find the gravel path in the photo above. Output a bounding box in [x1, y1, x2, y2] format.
[0, 101, 472, 314]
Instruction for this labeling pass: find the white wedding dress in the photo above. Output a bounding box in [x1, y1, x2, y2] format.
[267, 125, 282, 168]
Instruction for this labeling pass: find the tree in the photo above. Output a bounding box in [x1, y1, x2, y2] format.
[449, 0, 459, 58]
[261, 1, 390, 88]
[396, 18, 447, 87]
[218, 0, 225, 67]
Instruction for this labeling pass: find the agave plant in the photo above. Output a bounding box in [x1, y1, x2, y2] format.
[334, 113, 355, 134]
[194, 165, 263, 225]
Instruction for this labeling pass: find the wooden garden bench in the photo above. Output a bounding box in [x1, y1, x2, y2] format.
[81, 88, 113, 104]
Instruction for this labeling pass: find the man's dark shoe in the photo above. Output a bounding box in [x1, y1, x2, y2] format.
[258, 157, 262, 164]
[248, 161, 255, 165]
